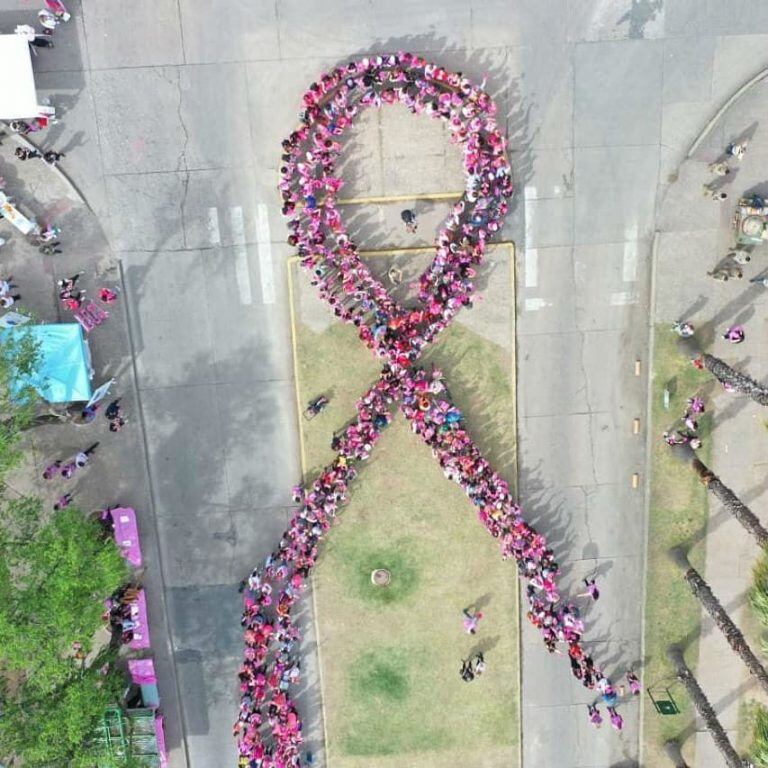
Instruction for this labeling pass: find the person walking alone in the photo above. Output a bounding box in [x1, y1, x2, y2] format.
[400, 208, 418, 234]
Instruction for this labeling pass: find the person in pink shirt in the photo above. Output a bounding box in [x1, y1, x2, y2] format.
[462, 606, 483, 634]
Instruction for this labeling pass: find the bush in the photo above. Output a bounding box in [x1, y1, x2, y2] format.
[751, 705, 768, 767]
[749, 551, 768, 653]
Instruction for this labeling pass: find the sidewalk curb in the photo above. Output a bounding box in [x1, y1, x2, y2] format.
[637, 229, 661, 768]
[2, 124, 92, 211]
[687, 67, 768, 159]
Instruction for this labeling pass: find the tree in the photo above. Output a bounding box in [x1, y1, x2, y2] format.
[0, 506, 128, 766]
[665, 645, 748, 768]
[0, 329, 40, 478]
[701, 353, 768, 406]
[0, 505, 127, 690]
[664, 739, 690, 768]
[671, 443, 768, 548]
[669, 546, 768, 695]
[0, 653, 124, 768]
[676, 336, 768, 406]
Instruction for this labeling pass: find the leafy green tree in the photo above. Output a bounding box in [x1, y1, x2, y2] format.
[0, 329, 41, 477]
[0, 507, 129, 766]
[0, 506, 127, 690]
[0, 653, 127, 767]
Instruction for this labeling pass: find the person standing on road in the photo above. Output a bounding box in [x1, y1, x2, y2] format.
[15, 147, 42, 161]
[728, 248, 751, 264]
[588, 704, 603, 728]
[708, 264, 743, 280]
[578, 577, 600, 601]
[0, 294, 21, 309]
[42, 150, 65, 166]
[725, 141, 747, 160]
[702, 185, 728, 200]
[0, 276, 18, 297]
[723, 324, 745, 344]
[74, 442, 100, 468]
[400, 208, 418, 233]
[708, 160, 730, 176]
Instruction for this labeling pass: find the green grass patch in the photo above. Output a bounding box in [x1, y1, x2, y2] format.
[339, 538, 419, 605]
[750, 704, 768, 767]
[750, 550, 768, 632]
[294, 254, 518, 768]
[349, 647, 412, 703]
[642, 325, 711, 767]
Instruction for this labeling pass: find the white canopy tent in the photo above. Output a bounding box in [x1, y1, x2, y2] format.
[0, 34, 43, 119]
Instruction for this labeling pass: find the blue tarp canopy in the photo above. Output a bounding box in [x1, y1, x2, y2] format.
[1, 323, 92, 403]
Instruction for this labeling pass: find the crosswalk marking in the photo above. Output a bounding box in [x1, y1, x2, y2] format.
[255, 203, 275, 305]
[525, 247, 538, 288]
[206, 207, 221, 246]
[229, 206, 253, 306]
[622, 225, 638, 282]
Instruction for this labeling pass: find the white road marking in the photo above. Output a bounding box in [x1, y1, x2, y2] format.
[255, 203, 275, 305]
[524, 297, 551, 311]
[229, 206, 253, 306]
[611, 291, 636, 306]
[206, 207, 221, 246]
[622, 224, 638, 282]
[524, 186, 539, 293]
[525, 247, 538, 288]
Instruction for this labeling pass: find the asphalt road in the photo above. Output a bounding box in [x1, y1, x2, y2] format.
[9, 1, 768, 766]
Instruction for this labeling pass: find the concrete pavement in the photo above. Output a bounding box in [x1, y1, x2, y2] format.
[7, 1, 768, 767]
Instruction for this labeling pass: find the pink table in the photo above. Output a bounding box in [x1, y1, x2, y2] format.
[110, 507, 142, 567]
[109, 507, 143, 568]
[128, 589, 150, 650]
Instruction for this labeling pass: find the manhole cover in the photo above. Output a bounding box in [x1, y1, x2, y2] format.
[371, 568, 391, 586]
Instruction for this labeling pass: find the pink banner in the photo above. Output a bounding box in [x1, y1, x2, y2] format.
[154, 714, 168, 767]
[127, 657, 156, 686]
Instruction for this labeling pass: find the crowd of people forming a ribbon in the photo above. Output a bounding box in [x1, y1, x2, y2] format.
[235, 54, 636, 768]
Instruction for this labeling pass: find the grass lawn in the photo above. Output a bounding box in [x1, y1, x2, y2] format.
[642, 325, 711, 766]
[291, 252, 519, 768]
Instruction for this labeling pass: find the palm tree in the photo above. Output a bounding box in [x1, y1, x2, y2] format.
[663, 740, 690, 768]
[676, 335, 768, 405]
[701, 353, 768, 406]
[671, 444, 768, 549]
[669, 546, 768, 695]
[665, 645, 747, 768]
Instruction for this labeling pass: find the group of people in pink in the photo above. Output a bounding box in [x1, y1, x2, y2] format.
[236, 53, 629, 767]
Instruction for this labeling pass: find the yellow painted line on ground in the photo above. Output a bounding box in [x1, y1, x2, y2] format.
[286, 260, 308, 476]
[337, 191, 463, 205]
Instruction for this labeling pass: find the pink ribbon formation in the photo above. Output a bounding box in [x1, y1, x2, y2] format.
[236, 53, 601, 768]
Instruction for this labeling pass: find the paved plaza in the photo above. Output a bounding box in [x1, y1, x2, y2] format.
[4, 1, 768, 767]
